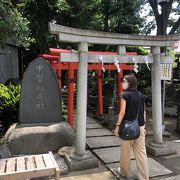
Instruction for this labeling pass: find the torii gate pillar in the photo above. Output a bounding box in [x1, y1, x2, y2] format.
[147, 46, 176, 156]
[75, 42, 88, 156]
[151, 46, 163, 144]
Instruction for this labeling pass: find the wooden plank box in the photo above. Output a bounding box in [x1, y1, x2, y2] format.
[0, 151, 60, 180]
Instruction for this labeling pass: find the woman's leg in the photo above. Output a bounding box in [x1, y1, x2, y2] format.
[120, 140, 132, 177]
[133, 126, 149, 180]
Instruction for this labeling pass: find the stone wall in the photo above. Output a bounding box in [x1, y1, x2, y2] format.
[0, 44, 19, 83]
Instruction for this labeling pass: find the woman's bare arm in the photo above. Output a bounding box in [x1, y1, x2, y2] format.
[116, 99, 126, 125]
[114, 98, 126, 136]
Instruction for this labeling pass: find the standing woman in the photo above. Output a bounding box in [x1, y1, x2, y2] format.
[114, 74, 149, 180]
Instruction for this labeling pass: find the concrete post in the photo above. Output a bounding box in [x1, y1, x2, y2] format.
[151, 46, 163, 144]
[117, 45, 126, 55]
[117, 45, 126, 107]
[75, 42, 88, 156]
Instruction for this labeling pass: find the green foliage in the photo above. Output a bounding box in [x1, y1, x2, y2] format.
[103, 75, 114, 86]
[22, 0, 60, 52]
[56, 0, 144, 34]
[136, 64, 152, 105]
[125, 46, 151, 105]
[166, 48, 177, 68]
[14, 0, 145, 55]
[0, 0, 34, 47]
[0, 83, 21, 110]
[56, 0, 101, 30]
[109, 0, 144, 34]
[60, 99, 68, 121]
[0, 83, 21, 129]
[102, 73, 116, 101]
[61, 100, 67, 116]
[127, 46, 148, 55]
[135, 46, 151, 105]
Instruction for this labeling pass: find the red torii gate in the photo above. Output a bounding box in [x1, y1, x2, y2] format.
[39, 48, 135, 127]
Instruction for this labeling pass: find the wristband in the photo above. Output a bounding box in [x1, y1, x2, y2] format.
[116, 124, 120, 126]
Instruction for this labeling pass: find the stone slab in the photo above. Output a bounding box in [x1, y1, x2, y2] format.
[147, 130, 170, 137]
[86, 129, 114, 137]
[19, 57, 61, 124]
[74, 122, 102, 130]
[87, 118, 97, 124]
[58, 146, 98, 172]
[0, 145, 12, 158]
[159, 175, 180, 180]
[87, 136, 120, 149]
[107, 158, 172, 179]
[93, 147, 134, 164]
[159, 141, 180, 159]
[146, 143, 176, 157]
[161, 156, 180, 173]
[73, 118, 97, 127]
[60, 171, 117, 180]
[73, 121, 99, 131]
[86, 123, 104, 129]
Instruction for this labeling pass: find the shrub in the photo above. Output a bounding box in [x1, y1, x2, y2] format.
[0, 83, 21, 129]
[61, 100, 67, 120]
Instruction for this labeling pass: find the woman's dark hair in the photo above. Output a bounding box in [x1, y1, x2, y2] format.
[124, 73, 137, 90]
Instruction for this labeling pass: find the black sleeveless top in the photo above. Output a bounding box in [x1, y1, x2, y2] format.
[120, 90, 145, 126]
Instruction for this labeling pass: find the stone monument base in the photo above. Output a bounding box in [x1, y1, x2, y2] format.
[146, 141, 176, 157]
[58, 146, 98, 171]
[3, 122, 74, 155]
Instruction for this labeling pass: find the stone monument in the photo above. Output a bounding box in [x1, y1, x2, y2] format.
[3, 58, 74, 154]
[19, 57, 61, 123]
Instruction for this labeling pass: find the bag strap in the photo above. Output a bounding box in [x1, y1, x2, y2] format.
[136, 92, 140, 119]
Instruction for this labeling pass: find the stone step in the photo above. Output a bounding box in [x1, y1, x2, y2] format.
[93, 147, 135, 164]
[107, 158, 172, 179]
[159, 175, 180, 180]
[87, 136, 120, 149]
[86, 129, 114, 138]
[73, 118, 97, 124]
[86, 123, 104, 129]
[60, 171, 117, 180]
[73, 123, 103, 131]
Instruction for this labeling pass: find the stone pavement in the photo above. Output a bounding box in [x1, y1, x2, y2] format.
[63, 115, 180, 180]
[60, 171, 117, 180]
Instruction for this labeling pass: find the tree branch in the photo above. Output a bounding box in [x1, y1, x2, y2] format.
[148, 0, 160, 21]
[164, 0, 173, 21]
[169, 17, 180, 34]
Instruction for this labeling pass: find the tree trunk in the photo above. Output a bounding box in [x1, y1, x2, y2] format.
[148, 0, 173, 52]
[148, 0, 173, 35]
[103, 0, 111, 32]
